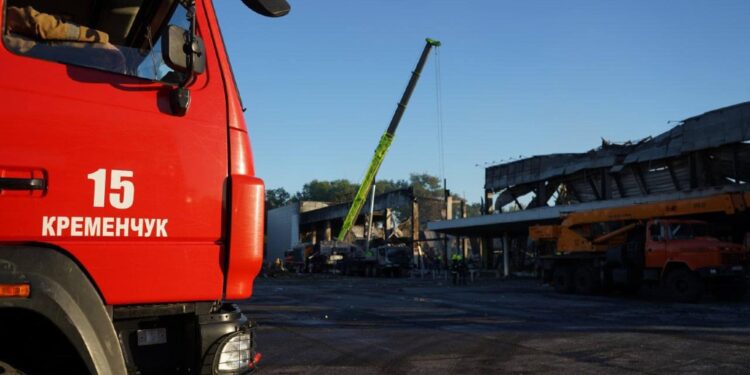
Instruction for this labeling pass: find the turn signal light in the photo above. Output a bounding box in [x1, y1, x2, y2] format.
[0, 284, 30, 298]
[250, 353, 262, 368]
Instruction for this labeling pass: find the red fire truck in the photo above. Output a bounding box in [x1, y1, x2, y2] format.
[0, 0, 289, 373]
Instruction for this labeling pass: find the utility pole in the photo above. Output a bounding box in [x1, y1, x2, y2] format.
[411, 190, 422, 275]
[443, 178, 449, 269]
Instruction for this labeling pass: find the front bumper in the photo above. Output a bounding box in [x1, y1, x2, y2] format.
[696, 265, 747, 279]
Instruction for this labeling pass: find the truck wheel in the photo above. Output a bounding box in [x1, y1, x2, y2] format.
[0, 361, 26, 375]
[666, 269, 703, 303]
[573, 266, 600, 294]
[552, 267, 574, 294]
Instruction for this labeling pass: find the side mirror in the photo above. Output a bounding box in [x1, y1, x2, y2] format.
[162, 25, 206, 74]
[242, 0, 291, 17]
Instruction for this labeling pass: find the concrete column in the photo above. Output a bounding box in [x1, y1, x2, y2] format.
[484, 189, 494, 214]
[324, 221, 332, 241]
[411, 198, 420, 268]
[385, 208, 393, 239]
[461, 201, 469, 258]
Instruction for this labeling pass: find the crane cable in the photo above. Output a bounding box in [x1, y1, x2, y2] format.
[433, 47, 446, 185]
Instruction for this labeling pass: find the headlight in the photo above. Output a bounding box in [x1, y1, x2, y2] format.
[216, 331, 258, 373]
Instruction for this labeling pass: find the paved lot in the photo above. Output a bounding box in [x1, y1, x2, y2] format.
[239, 275, 750, 374]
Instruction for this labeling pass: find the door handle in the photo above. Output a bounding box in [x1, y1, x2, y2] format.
[0, 177, 47, 191]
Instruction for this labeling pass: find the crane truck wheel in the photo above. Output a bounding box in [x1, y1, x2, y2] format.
[552, 266, 575, 294]
[573, 266, 600, 294]
[665, 269, 704, 303]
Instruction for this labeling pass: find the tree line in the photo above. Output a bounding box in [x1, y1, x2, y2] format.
[266, 173, 444, 209]
[266, 173, 483, 217]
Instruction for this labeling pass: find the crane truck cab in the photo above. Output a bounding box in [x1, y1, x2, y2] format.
[0, 0, 289, 374]
[643, 219, 746, 300]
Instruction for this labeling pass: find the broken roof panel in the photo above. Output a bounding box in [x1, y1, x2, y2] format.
[485, 101, 750, 192]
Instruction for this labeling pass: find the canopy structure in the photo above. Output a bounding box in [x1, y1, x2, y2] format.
[430, 101, 750, 236]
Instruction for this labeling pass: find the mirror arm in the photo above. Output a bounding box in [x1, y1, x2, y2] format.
[171, 1, 197, 116]
[182, 1, 197, 88]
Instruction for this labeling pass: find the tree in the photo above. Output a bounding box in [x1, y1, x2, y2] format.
[289, 173, 481, 208]
[373, 178, 409, 195]
[410, 173, 443, 198]
[296, 179, 359, 203]
[465, 202, 483, 217]
[266, 187, 291, 209]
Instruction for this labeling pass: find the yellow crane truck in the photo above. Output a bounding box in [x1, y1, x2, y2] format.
[532, 192, 749, 302]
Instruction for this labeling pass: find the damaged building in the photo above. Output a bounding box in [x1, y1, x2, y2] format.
[429, 101, 750, 275]
[266, 188, 456, 265]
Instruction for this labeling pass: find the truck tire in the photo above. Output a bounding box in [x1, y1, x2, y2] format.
[552, 266, 574, 294]
[573, 266, 600, 294]
[666, 269, 703, 303]
[0, 360, 26, 375]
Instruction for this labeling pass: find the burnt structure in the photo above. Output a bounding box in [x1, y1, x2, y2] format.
[485, 101, 750, 212]
[266, 188, 450, 265]
[430, 101, 750, 273]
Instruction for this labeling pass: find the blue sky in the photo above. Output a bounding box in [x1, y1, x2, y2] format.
[214, 1, 750, 203]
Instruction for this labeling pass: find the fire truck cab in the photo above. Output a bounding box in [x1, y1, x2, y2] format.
[0, 0, 289, 373]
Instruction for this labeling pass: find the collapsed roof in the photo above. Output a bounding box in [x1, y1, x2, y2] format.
[486, 101, 750, 210]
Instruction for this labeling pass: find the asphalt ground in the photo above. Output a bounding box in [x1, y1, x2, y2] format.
[238, 274, 750, 374]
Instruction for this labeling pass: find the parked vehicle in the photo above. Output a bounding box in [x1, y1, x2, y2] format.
[533, 192, 749, 302]
[284, 243, 312, 273]
[341, 244, 412, 277]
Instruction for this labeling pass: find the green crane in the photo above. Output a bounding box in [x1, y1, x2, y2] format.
[337, 38, 441, 241]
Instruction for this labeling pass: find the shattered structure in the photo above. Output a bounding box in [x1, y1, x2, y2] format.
[266, 188, 450, 264]
[486, 101, 750, 212]
[430, 101, 750, 271]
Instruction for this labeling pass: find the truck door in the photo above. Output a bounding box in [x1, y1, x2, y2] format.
[0, 1, 228, 304]
[645, 222, 669, 268]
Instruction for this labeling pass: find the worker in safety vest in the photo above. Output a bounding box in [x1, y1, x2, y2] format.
[450, 252, 467, 285]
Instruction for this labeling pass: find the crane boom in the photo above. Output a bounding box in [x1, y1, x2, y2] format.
[337, 38, 441, 241]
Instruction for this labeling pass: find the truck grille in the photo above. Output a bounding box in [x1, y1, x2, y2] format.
[721, 253, 745, 265]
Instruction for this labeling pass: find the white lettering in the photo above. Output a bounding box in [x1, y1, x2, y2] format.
[41, 216, 168, 238]
[156, 219, 168, 237]
[144, 218, 156, 237]
[70, 216, 84, 237]
[131, 218, 144, 237]
[56, 216, 70, 236]
[85, 217, 101, 236]
[115, 217, 129, 237]
[102, 217, 115, 237]
[42, 216, 55, 236]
